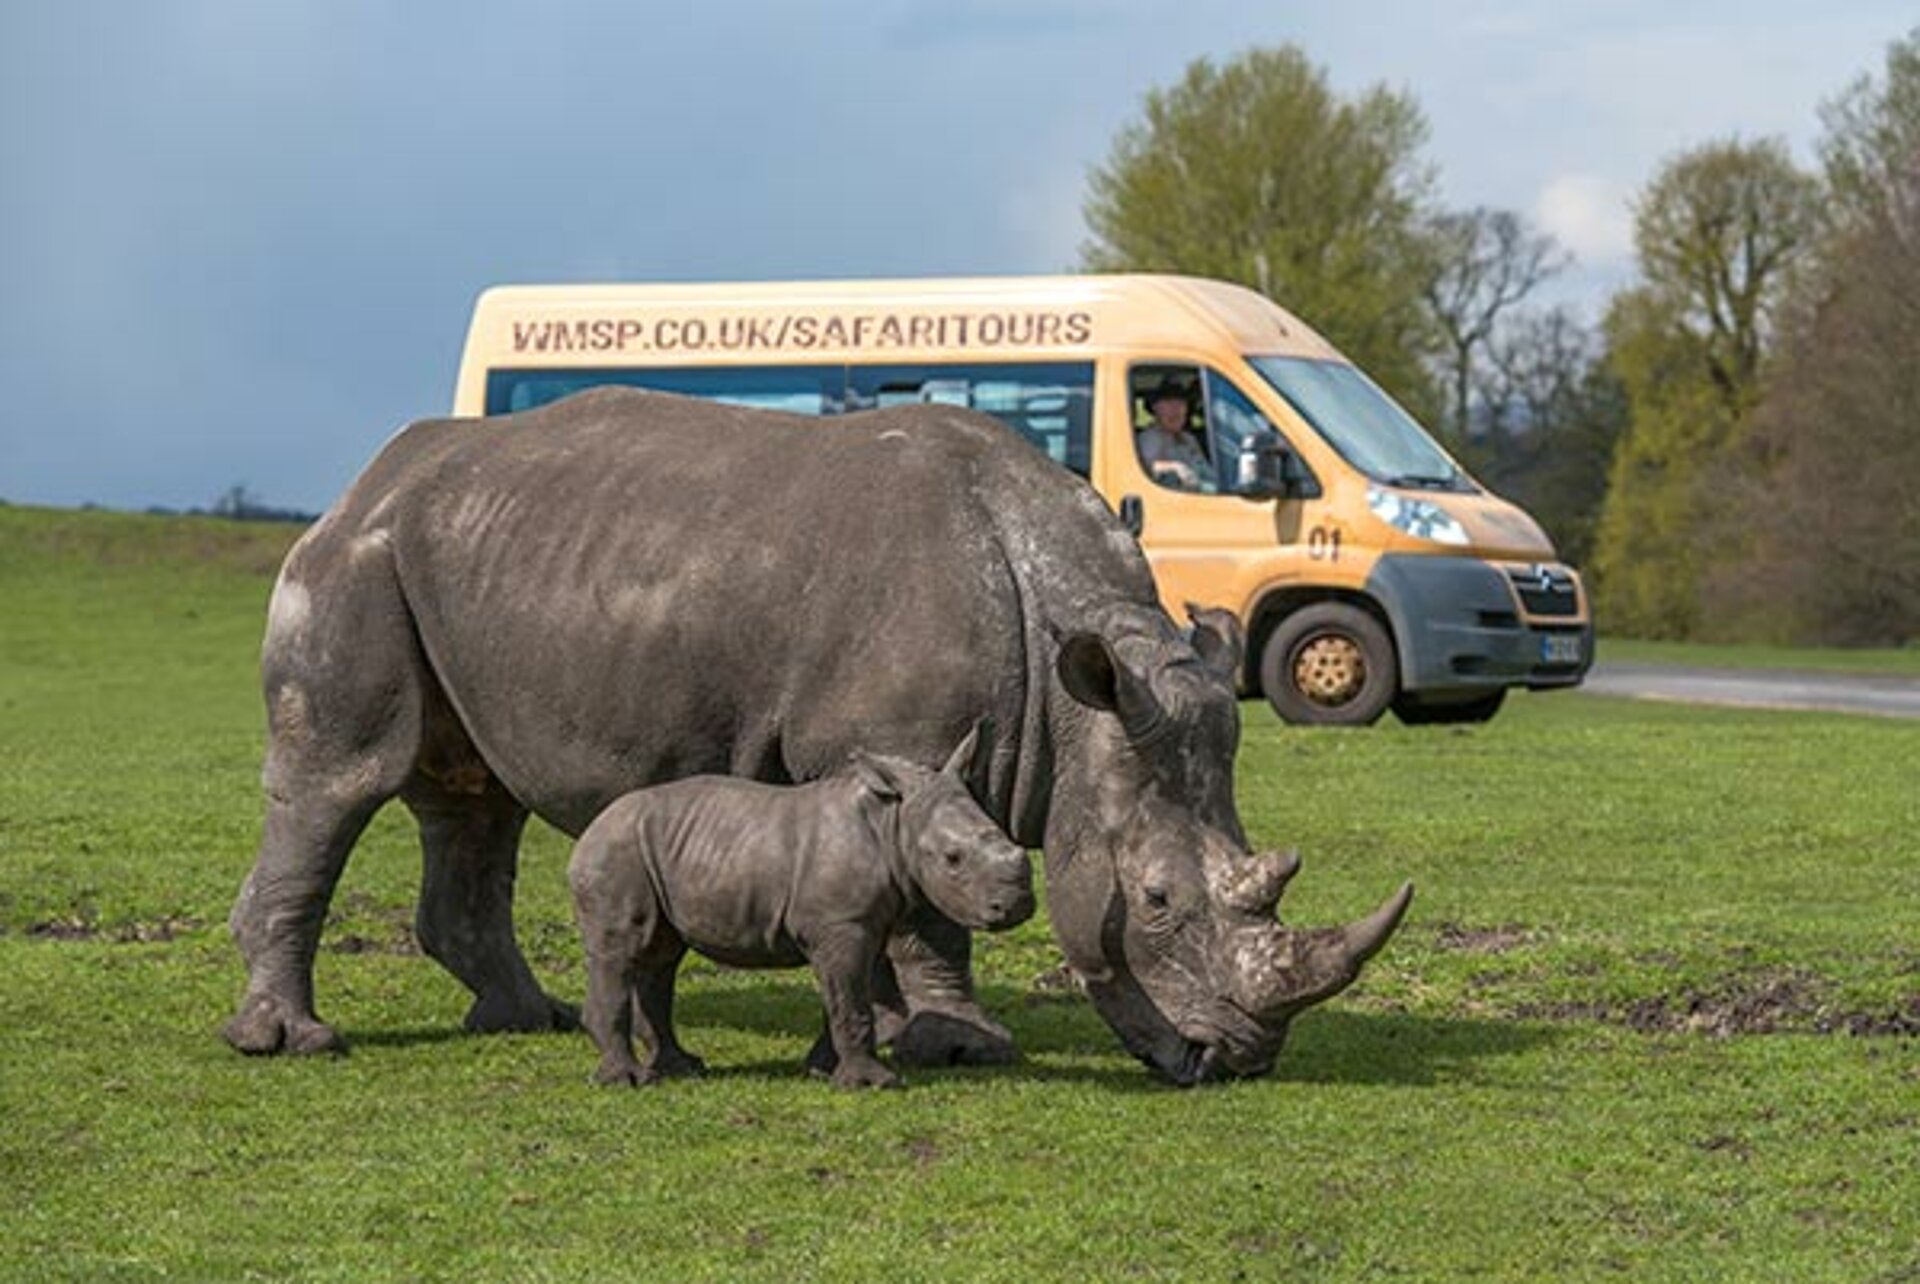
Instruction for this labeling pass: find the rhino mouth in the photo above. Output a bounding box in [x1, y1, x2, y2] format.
[1170, 1041, 1224, 1087]
[1181, 1009, 1281, 1084]
[1088, 976, 1278, 1086]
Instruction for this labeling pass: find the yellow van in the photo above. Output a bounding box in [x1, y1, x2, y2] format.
[453, 274, 1591, 725]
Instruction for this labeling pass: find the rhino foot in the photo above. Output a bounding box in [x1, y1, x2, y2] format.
[463, 989, 579, 1035]
[223, 994, 346, 1057]
[828, 1056, 902, 1090]
[592, 1059, 659, 1087]
[648, 1048, 706, 1079]
[889, 1009, 1017, 1068]
[804, 1031, 839, 1078]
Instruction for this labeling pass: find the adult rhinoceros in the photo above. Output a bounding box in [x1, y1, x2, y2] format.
[226, 387, 1411, 1083]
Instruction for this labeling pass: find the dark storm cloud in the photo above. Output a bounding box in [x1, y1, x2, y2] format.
[0, 1, 1908, 512]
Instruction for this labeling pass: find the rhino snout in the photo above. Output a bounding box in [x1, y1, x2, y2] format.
[978, 853, 1036, 929]
[983, 884, 1037, 929]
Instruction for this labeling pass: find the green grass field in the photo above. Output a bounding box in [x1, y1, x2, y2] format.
[2, 503, 1915, 1281]
[1599, 636, 1920, 675]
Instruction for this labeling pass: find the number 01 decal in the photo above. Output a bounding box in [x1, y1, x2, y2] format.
[1307, 526, 1343, 561]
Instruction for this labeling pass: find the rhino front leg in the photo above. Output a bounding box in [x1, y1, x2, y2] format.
[809, 926, 899, 1089]
[406, 778, 575, 1035]
[884, 908, 1017, 1068]
[809, 955, 908, 1076]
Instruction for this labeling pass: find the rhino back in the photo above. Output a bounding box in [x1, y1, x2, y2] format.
[337, 388, 1153, 835]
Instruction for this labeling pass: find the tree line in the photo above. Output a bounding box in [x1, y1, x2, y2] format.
[1080, 34, 1920, 646]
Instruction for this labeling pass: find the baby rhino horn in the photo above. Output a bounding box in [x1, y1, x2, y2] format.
[940, 720, 987, 783]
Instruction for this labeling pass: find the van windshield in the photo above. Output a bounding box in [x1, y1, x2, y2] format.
[1250, 356, 1468, 491]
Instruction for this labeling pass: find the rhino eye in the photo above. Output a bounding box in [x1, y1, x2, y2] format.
[944, 850, 964, 869]
[1143, 885, 1169, 909]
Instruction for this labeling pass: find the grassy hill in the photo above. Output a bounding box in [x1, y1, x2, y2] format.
[1, 504, 1915, 1280]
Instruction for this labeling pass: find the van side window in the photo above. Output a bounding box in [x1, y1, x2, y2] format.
[485, 366, 844, 417]
[1128, 364, 1214, 493]
[846, 362, 1094, 477]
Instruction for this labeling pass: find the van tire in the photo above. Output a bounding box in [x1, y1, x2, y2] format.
[1392, 689, 1507, 725]
[1259, 604, 1397, 726]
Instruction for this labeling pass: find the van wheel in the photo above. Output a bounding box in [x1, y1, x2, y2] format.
[1392, 689, 1507, 725]
[1259, 604, 1397, 726]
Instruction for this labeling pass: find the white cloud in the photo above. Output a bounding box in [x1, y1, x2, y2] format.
[1535, 173, 1634, 266]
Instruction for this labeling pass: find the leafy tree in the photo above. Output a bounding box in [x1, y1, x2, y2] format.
[1590, 138, 1823, 637]
[1080, 46, 1442, 420]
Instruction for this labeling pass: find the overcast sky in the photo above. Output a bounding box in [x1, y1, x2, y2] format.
[2, 1, 1911, 513]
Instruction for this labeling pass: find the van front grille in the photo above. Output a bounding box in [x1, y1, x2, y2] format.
[1505, 565, 1581, 618]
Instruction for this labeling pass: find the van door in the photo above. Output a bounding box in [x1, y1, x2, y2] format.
[1115, 361, 1317, 621]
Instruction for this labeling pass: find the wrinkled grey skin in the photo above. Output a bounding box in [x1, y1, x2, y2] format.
[225, 386, 1411, 1083]
[570, 728, 1035, 1090]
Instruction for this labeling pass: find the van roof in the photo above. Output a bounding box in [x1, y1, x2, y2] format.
[462, 274, 1345, 365]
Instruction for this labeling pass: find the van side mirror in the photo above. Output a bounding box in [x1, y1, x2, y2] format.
[1233, 434, 1320, 501]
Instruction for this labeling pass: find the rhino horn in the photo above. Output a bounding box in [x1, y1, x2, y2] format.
[1343, 881, 1415, 968]
[1244, 881, 1415, 1020]
[1219, 849, 1300, 915]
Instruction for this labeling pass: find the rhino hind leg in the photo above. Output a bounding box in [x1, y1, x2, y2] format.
[883, 911, 1017, 1068]
[225, 794, 384, 1055]
[631, 964, 704, 1078]
[226, 532, 428, 1056]
[402, 696, 575, 1037]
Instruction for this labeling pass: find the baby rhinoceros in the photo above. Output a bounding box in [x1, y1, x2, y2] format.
[568, 728, 1035, 1089]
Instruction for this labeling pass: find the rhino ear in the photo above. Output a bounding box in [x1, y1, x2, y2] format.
[1056, 633, 1120, 712]
[1055, 632, 1166, 740]
[849, 751, 907, 802]
[1185, 604, 1245, 684]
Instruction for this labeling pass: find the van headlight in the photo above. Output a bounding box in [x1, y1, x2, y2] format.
[1367, 486, 1469, 546]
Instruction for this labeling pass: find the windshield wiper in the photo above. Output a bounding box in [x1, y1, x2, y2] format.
[1383, 472, 1465, 492]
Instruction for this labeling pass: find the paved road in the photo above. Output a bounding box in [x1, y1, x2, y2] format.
[1582, 662, 1920, 720]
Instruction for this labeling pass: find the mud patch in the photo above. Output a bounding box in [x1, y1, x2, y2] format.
[28, 914, 201, 943]
[27, 917, 95, 941]
[327, 929, 419, 956]
[1431, 921, 1537, 954]
[1513, 968, 1920, 1038]
[322, 892, 419, 955]
[1029, 961, 1082, 994]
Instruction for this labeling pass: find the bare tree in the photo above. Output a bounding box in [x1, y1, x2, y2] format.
[1423, 208, 1567, 444]
[1709, 32, 1920, 643]
[1470, 307, 1625, 567]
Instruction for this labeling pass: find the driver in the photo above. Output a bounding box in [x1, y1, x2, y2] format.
[1135, 377, 1211, 491]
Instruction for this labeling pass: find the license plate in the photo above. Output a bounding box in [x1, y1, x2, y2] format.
[1541, 634, 1583, 665]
